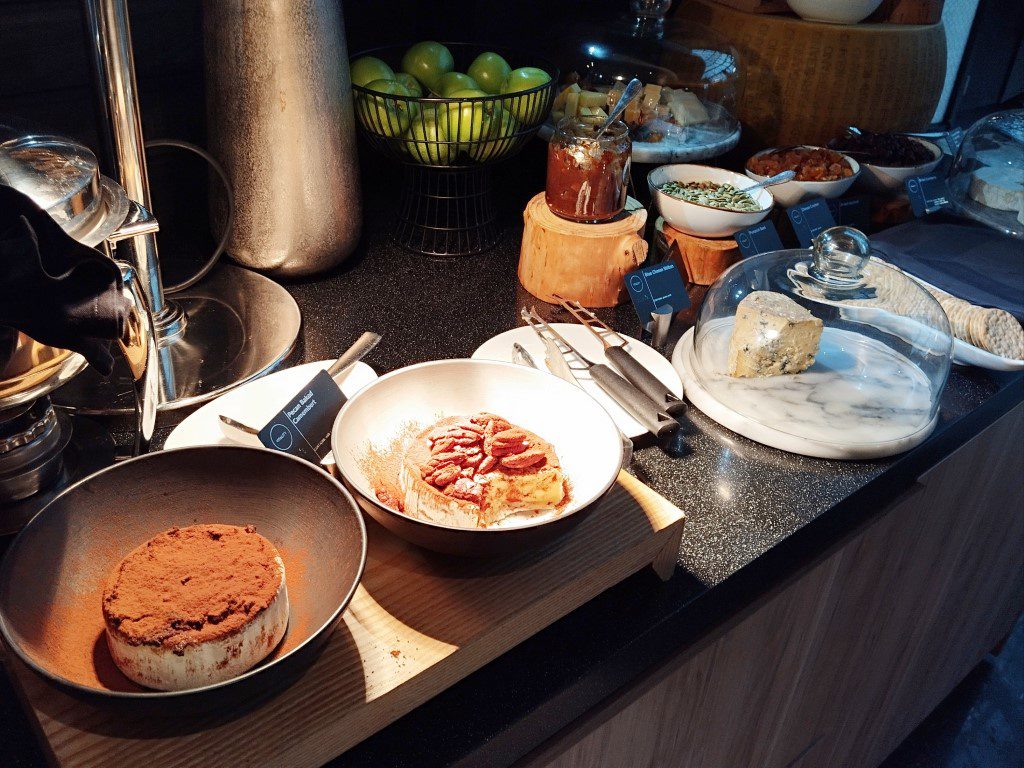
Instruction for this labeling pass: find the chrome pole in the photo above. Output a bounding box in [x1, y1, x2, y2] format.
[64, 0, 302, 416]
[83, 0, 173, 326]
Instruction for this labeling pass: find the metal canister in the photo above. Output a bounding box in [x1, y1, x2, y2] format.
[203, 0, 362, 277]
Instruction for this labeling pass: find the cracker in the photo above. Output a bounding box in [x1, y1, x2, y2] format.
[865, 258, 1022, 355]
[972, 308, 1024, 360]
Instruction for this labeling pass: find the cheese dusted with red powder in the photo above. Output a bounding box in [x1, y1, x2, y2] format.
[102, 524, 283, 653]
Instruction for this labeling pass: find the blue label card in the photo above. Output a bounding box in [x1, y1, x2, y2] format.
[826, 195, 871, 231]
[624, 261, 690, 324]
[735, 220, 784, 257]
[787, 197, 837, 248]
[906, 174, 952, 217]
[258, 369, 344, 463]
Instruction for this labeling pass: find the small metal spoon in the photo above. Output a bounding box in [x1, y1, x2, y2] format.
[738, 170, 796, 194]
[594, 78, 643, 140]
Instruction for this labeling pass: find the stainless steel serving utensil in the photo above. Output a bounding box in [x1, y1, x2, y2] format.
[512, 337, 633, 467]
[511, 342, 538, 369]
[551, 296, 687, 417]
[738, 170, 796, 194]
[521, 308, 677, 439]
[594, 78, 643, 140]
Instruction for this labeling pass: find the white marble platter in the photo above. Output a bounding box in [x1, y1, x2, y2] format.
[671, 323, 939, 460]
[538, 103, 741, 164]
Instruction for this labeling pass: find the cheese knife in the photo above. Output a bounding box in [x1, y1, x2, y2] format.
[552, 296, 687, 417]
[521, 308, 678, 439]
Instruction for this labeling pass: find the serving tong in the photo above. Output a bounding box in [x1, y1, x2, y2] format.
[521, 307, 678, 439]
[551, 296, 687, 418]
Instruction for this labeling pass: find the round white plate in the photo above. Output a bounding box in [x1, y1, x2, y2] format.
[164, 360, 378, 465]
[671, 328, 937, 460]
[473, 324, 683, 439]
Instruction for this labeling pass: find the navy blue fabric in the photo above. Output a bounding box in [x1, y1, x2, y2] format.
[871, 218, 1024, 321]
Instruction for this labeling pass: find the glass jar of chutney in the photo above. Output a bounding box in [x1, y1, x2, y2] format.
[546, 118, 631, 223]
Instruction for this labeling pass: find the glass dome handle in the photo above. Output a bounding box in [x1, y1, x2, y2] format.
[809, 226, 872, 286]
[630, 0, 672, 38]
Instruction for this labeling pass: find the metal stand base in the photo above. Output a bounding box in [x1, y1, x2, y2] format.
[396, 165, 500, 257]
[54, 265, 301, 414]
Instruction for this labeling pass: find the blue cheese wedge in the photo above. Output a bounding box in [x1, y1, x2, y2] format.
[727, 291, 823, 377]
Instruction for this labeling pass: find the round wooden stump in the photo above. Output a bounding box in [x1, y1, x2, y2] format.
[518, 193, 648, 307]
[655, 218, 742, 286]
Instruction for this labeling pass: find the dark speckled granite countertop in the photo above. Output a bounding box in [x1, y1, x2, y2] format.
[1, 197, 1022, 767]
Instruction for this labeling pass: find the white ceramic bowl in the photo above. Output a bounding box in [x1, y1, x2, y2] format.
[648, 164, 773, 238]
[854, 137, 943, 195]
[745, 147, 860, 207]
[331, 359, 623, 555]
[786, 0, 883, 24]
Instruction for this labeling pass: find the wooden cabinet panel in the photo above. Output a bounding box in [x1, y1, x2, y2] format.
[528, 405, 1024, 768]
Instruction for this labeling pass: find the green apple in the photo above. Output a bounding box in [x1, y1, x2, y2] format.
[350, 56, 395, 88]
[358, 79, 416, 137]
[500, 66, 552, 124]
[468, 52, 511, 95]
[394, 72, 423, 97]
[401, 41, 454, 94]
[437, 71, 480, 97]
[404, 118, 453, 165]
[442, 89, 490, 149]
[471, 108, 518, 162]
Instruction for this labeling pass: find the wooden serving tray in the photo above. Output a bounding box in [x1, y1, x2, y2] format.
[6, 471, 684, 768]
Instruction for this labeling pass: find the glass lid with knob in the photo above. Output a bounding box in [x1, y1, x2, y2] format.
[947, 108, 1024, 240]
[543, 1, 742, 163]
[679, 226, 953, 459]
[0, 135, 130, 248]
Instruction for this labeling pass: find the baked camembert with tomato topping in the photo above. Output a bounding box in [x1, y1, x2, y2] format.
[395, 413, 567, 528]
[102, 524, 289, 691]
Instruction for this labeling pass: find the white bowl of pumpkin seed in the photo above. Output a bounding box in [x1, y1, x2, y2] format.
[648, 164, 774, 238]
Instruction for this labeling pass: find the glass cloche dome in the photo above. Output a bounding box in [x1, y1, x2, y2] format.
[677, 227, 953, 459]
[947, 108, 1024, 240]
[545, 1, 742, 163]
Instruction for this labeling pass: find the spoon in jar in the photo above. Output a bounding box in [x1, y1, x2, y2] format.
[738, 169, 796, 195]
[593, 78, 644, 140]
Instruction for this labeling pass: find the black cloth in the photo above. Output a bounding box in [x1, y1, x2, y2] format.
[871, 218, 1024, 322]
[0, 185, 130, 375]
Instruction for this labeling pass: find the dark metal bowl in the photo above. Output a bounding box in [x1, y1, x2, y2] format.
[0, 445, 366, 707]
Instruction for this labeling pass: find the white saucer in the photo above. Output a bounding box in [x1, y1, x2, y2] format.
[164, 360, 378, 465]
[473, 324, 683, 439]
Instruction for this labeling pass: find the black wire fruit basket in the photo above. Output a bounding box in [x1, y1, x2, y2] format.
[351, 43, 558, 256]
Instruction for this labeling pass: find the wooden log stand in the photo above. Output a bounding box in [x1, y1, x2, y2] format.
[518, 193, 648, 307]
[654, 218, 742, 327]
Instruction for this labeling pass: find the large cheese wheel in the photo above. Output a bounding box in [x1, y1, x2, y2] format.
[674, 0, 946, 148]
